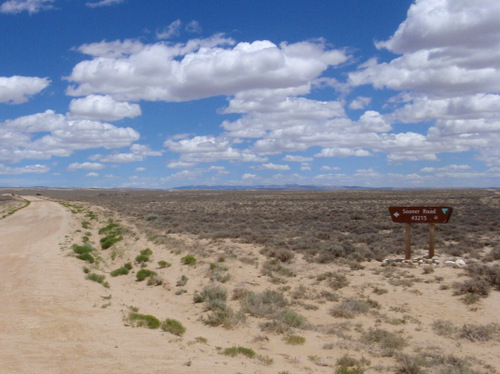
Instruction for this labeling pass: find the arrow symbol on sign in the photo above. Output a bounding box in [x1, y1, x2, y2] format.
[393, 212, 400, 217]
[441, 208, 448, 214]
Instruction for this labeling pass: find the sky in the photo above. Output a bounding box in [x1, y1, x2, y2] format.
[1, 0, 500, 189]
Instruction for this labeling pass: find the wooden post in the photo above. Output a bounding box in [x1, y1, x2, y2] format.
[429, 223, 435, 259]
[405, 223, 412, 260]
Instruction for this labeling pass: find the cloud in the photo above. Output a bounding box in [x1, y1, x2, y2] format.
[0, 76, 50, 103]
[221, 93, 395, 159]
[342, 0, 500, 168]
[92, 144, 162, 163]
[67, 37, 348, 102]
[156, 19, 182, 39]
[167, 161, 195, 169]
[86, 0, 123, 8]
[0, 163, 49, 174]
[0, 0, 54, 14]
[185, 20, 201, 34]
[349, 0, 500, 97]
[67, 162, 105, 171]
[0, 110, 139, 163]
[315, 148, 371, 158]
[76, 39, 146, 59]
[242, 173, 258, 180]
[68, 94, 141, 121]
[349, 96, 371, 110]
[164, 135, 267, 164]
[421, 164, 471, 173]
[321, 166, 341, 171]
[257, 163, 290, 171]
[282, 155, 313, 162]
[377, 0, 500, 54]
[391, 94, 500, 123]
[86, 172, 100, 177]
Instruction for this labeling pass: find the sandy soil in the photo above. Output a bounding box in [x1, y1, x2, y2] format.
[1, 196, 499, 373]
[0, 198, 196, 374]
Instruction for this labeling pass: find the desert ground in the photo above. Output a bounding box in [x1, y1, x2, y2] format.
[0, 189, 499, 374]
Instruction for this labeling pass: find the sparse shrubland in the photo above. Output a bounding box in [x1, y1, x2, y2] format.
[7, 188, 499, 373]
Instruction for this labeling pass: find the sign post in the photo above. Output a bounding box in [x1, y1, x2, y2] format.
[389, 206, 452, 260]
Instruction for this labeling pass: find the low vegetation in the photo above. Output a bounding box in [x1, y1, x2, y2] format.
[161, 318, 186, 336]
[72, 243, 95, 264]
[127, 312, 161, 329]
[7, 188, 499, 373]
[181, 255, 197, 266]
[86, 272, 110, 288]
[222, 346, 256, 358]
[99, 221, 122, 249]
[136, 269, 157, 282]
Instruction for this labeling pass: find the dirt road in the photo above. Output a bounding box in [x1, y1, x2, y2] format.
[0, 198, 188, 374]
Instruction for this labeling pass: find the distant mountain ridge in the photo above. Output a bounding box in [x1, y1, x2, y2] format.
[173, 184, 392, 191]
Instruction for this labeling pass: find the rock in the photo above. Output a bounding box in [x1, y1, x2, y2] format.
[455, 259, 466, 268]
[444, 260, 455, 266]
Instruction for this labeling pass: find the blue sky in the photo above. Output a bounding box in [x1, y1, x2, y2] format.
[1, 0, 500, 188]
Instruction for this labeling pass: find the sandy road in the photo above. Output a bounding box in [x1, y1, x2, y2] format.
[0, 197, 227, 374]
[0, 197, 98, 373]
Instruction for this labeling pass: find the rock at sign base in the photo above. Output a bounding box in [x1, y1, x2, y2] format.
[455, 259, 466, 268]
[444, 261, 455, 266]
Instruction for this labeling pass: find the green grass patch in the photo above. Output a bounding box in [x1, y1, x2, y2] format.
[140, 248, 153, 256]
[135, 254, 150, 263]
[158, 260, 171, 268]
[136, 269, 157, 281]
[222, 346, 256, 358]
[128, 312, 161, 329]
[100, 235, 122, 249]
[86, 272, 109, 288]
[99, 221, 121, 235]
[161, 318, 186, 336]
[99, 221, 123, 249]
[110, 266, 129, 277]
[181, 255, 197, 266]
[283, 334, 306, 345]
[85, 210, 97, 220]
[77, 252, 95, 263]
[72, 243, 93, 254]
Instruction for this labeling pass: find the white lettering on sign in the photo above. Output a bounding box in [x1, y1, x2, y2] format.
[403, 209, 420, 214]
[411, 215, 428, 221]
[422, 208, 436, 214]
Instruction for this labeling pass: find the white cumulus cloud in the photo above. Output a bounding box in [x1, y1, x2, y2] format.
[93, 144, 162, 163]
[349, 0, 500, 97]
[0, 110, 139, 164]
[68, 162, 104, 171]
[0, 163, 49, 174]
[0, 76, 50, 103]
[67, 37, 348, 102]
[68, 95, 141, 121]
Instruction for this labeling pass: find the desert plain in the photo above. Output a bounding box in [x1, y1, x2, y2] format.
[0, 188, 499, 374]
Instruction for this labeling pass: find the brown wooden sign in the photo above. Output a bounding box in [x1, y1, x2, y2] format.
[389, 206, 453, 259]
[389, 206, 453, 224]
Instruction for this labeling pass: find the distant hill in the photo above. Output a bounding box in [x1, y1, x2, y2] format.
[173, 184, 392, 191]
